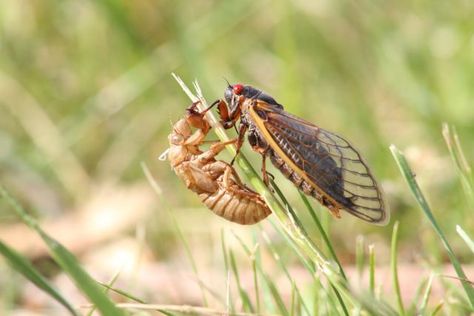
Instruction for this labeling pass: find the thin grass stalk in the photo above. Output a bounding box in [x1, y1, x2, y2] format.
[369, 244, 375, 296]
[431, 301, 444, 316]
[259, 232, 311, 315]
[456, 225, 474, 253]
[419, 274, 434, 314]
[232, 230, 311, 315]
[299, 192, 347, 280]
[270, 183, 349, 315]
[442, 123, 474, 209]
[390, 145, 474, 309]
[250, 242, 261, 314]
[141, 163, 209, 306]
[290, 281, 297, 316]
[355, 235, 365, 286]
[390, 221, 405, 315]
[229, 249, 255, 312]
[87, 269, 122, 316]
[109, 303, 278, 316]
[221, 230, 236, 314]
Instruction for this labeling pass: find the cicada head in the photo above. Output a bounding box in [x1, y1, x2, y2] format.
[224, 83, 243, 114]
[225, 83, 283, 111]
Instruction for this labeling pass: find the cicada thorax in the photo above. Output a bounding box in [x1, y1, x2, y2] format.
[167, 103, 271, 225]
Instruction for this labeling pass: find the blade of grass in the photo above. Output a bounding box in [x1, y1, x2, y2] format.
[272, 185, 348, 315]
[442, 123, 474, 210]
[250, 241, 261, 315]
[260, 231, 310, 315]
[419, 273, 434, 314]
[0, 240, 79, 316]
[299, 192, 346, 280]
[408, 275, 429, 315]
[390, 144, 474, 309]
[98, 283, 146, 304]
[87, 269, 122, 316]
[290, 281, 297, 316]
[228, 249, 255, 312]
[390, 221, 405, 315]
[141, 162, 208, 306]
[355, 235, 365, 286]
[0, 186, 125, 316]
[220, 229, 235, 314]
[263, 272, 289, 316]
[431, 301, 444, 316]
[113, 303, 273, 315]
[369, 244, 375, 297]
[456, 225, 474, 253]
[228, 231, 288, 315]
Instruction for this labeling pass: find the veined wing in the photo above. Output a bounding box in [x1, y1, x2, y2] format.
[253, 102, 388, 225]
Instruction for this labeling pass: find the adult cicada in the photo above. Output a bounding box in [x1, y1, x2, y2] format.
[166, 101, 271, 225]
[210, 84, 389, 225]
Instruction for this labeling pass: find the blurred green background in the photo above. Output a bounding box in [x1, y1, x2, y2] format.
[0, 0, 473, 312]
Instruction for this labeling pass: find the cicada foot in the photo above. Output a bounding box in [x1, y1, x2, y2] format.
[260, 153, 275, 193]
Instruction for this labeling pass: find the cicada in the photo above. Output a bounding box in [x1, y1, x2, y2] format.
[210, 84, 389, 225]
[166, 102, 271, 225]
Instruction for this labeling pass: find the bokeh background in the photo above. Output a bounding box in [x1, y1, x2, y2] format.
[0, 0, 473, 314]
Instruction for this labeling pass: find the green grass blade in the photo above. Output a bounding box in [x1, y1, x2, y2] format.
[263, 272, 289, 316]
[0, 240, 79, 316]
[419, 273, 434, 314]
[220, 230, 235, 314]
[0, 186, 125, 316]
[229, 231, 289, 315]
[390, 221, 405, 315]
[355, 235, 365, 286]
[228, 249, 255, 312]
[431, 301, 444, 316]
[442, 124, 474, 206]
[99, 283, 146, 304]
[390, 145, 474, 309]
[456, 225, 474, 253]
[260, 232, 310, 316]
[408, 275, 429, 315]
[87, 269, 121, 316]
[250, 241, 261, 315]
[142, 162, 209, 306]
[272, 186, 349, 315]
[290, 281, 297, 316]
[299, 192, 347, 280]
[368, 244, 375, 296]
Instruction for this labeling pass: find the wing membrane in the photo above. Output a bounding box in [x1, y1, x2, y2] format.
[259, 104, 388, 224]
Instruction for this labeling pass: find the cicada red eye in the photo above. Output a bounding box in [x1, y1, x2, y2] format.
[233, 84, 244, 95]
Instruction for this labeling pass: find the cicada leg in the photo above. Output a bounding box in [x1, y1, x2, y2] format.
[230, 123, 248, 165]
[196, 138, 237, 165]
[261, 152, 270, 187]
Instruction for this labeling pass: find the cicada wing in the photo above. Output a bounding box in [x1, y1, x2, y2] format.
[260, 106, 389, 225]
